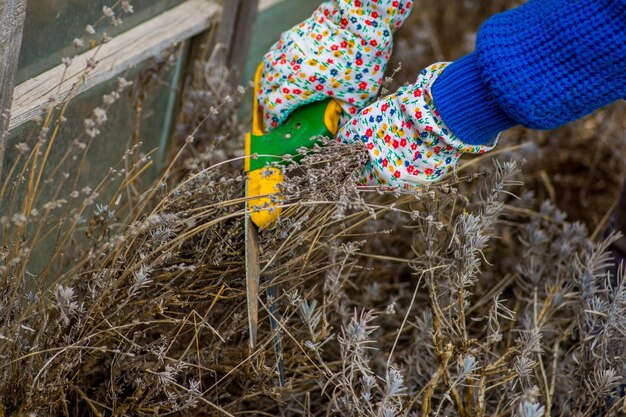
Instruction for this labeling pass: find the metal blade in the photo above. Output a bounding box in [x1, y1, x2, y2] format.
[245, 179, 284, 387]
[244, 182, 261, 352]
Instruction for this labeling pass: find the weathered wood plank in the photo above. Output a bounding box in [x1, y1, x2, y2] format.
[228, 0, 259, 84]
[163, 0, 258, 165]
[0, 0, 27, 180]
[9, 0, 220, 131]
[259, 0, 283, 11]
[206, 0, 258, 83]
[211, 0, 243, 69]
[163, 0, 240, 148]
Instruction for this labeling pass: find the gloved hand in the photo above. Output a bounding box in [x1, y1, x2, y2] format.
[337, 63, 497, 188]
[258, 0, 413, 131]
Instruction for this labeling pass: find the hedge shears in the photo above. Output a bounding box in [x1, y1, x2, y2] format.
[244, 64, 342, 385]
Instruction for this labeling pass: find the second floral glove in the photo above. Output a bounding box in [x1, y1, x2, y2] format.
[258, 0, 413, 131]
[337, 63, 497, 188]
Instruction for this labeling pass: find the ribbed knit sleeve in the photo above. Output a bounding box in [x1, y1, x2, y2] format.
[431, 0, 626, 146]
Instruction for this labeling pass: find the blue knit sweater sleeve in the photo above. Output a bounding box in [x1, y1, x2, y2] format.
[430, 0, 626, 146]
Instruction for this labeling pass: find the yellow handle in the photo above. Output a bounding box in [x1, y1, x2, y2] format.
[246, 63, 342, 228]
[246, 64, 282, 228]
[247, 168, 283, 228]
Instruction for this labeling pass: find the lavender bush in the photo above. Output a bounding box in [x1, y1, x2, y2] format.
[1, 1, 625, 416]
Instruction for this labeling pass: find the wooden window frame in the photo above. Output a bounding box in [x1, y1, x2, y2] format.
[0, 0, 27, 180]
[0, 0, 259, 178]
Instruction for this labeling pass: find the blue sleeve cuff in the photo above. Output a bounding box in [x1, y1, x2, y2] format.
[431, 53, 518, 146]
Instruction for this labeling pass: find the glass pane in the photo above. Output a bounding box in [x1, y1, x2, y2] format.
[16, 0, 184, 84]
[3, 51, 184, 273]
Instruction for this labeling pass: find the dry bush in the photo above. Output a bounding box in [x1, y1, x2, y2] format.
[1, 1, 626, 417]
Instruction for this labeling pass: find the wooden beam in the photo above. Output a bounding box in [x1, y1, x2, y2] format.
[228, 0, 259, 84]
[163, 0, 258, 167]
[209, 0, 258, 84]
[9, 0, 220, 131]
[0, 0, 27, 180]
[259, 0, 283, 11]
[210, 0, 243, 69]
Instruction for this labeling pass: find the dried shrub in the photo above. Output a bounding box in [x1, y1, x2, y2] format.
[1, 1, 626, 416]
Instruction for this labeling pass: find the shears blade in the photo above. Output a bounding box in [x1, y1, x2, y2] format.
[244, 182, 261, 352]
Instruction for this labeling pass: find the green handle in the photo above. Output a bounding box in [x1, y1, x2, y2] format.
[248, 99, 335, 172]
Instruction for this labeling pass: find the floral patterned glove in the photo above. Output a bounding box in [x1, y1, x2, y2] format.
[258, 0, 413, 131]
[338, 63, 497, 188]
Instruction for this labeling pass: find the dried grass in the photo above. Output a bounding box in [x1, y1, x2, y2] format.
[1, 1, 626, 416]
